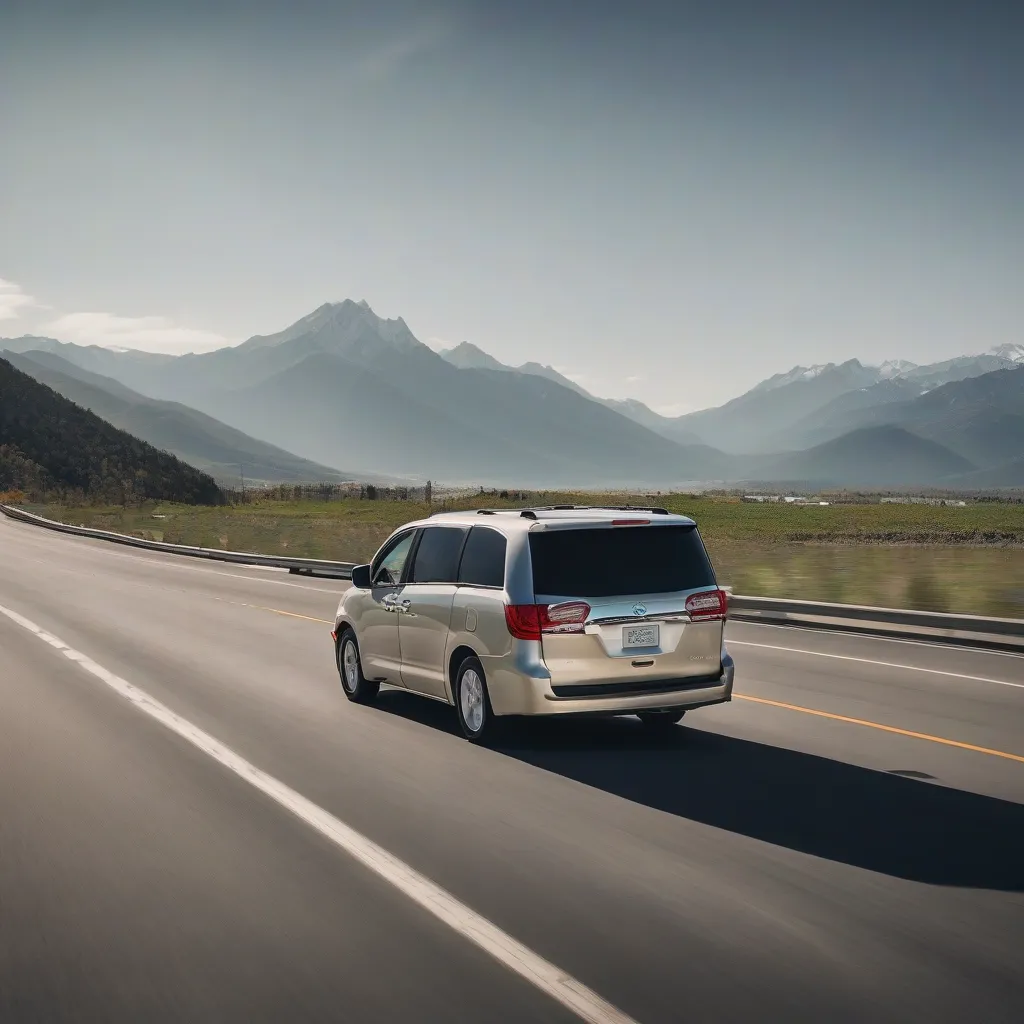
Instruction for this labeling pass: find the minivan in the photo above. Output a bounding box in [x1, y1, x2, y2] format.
[332, 506, 735, 741]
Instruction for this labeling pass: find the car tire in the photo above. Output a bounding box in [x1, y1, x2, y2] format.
[337, 629, 379, 704]
[454, 656, 493, 743]
[637, 709, 686, 730]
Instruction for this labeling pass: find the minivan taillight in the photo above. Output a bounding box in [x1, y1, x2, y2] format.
[504, 604, 542, 640]
[504, 602, 591, 640]
[685, 589, 728, 621]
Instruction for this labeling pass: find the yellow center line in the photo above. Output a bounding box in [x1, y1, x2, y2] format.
[214, 599, 1024, 764]
[257, 606, 333, 625]
[211, 596, 333, 625]
[735, 693, 1024, 764]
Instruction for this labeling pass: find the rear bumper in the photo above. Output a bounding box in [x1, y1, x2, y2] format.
[486, 647, 735, 717]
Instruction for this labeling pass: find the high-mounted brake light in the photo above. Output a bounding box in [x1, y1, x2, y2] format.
[611, 519, 649, 526]
[504, 602, 591, 640]
[685, 589, 728, 621]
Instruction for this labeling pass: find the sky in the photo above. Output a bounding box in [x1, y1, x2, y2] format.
[1, 0, 1022, 414]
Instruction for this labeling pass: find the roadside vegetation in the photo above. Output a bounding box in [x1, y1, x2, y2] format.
[29, 486, 1024, 618]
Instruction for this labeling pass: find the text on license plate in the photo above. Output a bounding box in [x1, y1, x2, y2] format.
[623, 624, 659, 648]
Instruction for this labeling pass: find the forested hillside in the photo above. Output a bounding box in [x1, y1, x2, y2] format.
[4, 349, 352, 486]
[0, 357, 223, 504]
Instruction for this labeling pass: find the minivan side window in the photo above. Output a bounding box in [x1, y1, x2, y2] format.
[409, 527, 468, 584]
[457, 527, 507, 588]
[372, 532, 416, 586]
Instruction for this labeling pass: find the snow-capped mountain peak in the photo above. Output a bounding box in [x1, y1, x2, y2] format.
[877, 359, 917, 379]
[751, 363, 835, 393]
[988, 343, 1024, 364]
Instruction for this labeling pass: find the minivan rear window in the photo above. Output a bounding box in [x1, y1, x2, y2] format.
[529, 525, 715, 598]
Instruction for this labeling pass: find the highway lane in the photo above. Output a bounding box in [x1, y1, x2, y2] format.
[0, 619, 577, 1024]
[1, 514, 1022, 1023]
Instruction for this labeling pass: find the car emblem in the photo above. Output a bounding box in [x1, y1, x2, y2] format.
[632, 603, 647, 617]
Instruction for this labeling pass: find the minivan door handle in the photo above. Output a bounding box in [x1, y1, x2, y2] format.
[381, 594, 399, 612]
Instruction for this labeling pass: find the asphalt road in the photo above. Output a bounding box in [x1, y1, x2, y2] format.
[1, 514, 1022, 1023]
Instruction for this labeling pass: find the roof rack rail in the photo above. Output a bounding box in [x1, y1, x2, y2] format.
[593, 504, 670, 515]
[469, 504, 672, 518]
[520, 504, 671, 516]
[518, 504, 587, 513]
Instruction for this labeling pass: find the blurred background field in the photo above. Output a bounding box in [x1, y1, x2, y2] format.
[35, 489, 1024, 618]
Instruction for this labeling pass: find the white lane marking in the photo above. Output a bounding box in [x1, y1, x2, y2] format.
[729, 640, 1024, 690]
[0, 602, 635, 1024]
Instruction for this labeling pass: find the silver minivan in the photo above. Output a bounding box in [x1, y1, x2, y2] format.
[332, 506, 735, 741]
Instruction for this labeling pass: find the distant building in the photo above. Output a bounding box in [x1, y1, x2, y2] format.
[742, 494, 828, 505]
[882, 496, 968, 507]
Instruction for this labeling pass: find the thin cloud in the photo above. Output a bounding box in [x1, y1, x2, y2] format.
[0, 278, 38, 321]
[42, 311, 231, 354]
[351, 23, 450, 83]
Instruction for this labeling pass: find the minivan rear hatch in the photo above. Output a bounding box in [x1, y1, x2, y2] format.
[527, 522, 726, 693]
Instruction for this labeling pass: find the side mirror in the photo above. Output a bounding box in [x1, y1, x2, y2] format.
[350, 564, 372, 589]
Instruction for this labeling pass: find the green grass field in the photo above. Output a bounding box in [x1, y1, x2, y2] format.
[40, 493, 1024, 617]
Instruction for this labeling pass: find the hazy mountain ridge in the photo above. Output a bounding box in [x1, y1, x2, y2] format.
[753, 426, 975, 487]
[7, 302, 724, 487]
[672, 359, 888, 454]
[949, 456, 1024, 488]
[4, 306, 1021, 488]
[439, 341, 509, 373]
[439, 343, 703, 444]
[749, 362, 838, 393]
[2, 350, 353, 486]
[670, 347, 1023, 456]
[836, 365, 1024, 470]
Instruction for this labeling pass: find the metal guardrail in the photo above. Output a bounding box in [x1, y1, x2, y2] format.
[727, 595, 1024, 654]
[0, 504, 355, 579]
[3, 503, 1021, 651]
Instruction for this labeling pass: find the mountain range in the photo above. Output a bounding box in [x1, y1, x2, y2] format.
[439, 341, 704, 445]
[1, 350, 353, 487]
[440, 339, 1024, 465]
[3, 302, 1022, 489]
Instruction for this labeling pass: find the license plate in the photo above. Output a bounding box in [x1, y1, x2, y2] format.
[623, 623, 659, 649]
